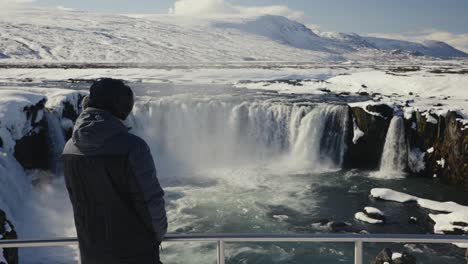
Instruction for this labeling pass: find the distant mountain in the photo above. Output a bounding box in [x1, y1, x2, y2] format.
[363, 37, 468, 58]
[0, 7, 466, 63]
[213, 15, 334, 53]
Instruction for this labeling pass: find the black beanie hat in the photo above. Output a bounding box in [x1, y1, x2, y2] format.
[88, 78, 134, 120]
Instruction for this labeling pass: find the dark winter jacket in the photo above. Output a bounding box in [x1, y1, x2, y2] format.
[62, 108, 167, 264]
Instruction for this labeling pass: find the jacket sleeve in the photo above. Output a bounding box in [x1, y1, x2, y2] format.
[128, 137, 167, 243]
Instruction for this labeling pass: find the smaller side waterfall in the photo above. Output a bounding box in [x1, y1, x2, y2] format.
[378, 116, 408, 176]
[45, 112, 66, 175]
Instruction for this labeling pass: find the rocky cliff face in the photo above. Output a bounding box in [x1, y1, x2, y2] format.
[0, 210, 17, 264]
[348, 103, 468, 191]
[407, 111, 467, 189]
[7, 96, 85, 171]
[344, 104, 393, 169]
[13, 99, 49, 170]
[371, 248, 416, 264]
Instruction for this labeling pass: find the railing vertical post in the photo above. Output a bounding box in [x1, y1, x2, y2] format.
[217, 240, 225, 264]
[354, 240, 363, 264]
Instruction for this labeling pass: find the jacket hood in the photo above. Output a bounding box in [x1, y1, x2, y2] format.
[72, 108, 128, 154]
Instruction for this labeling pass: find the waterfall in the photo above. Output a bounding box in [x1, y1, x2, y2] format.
[378, 116, 408, 177]
[0, 151, 30, 220]
[290, 105, 350, 169]
[45, 111, 66, 175]
[129, 97, 351, 175]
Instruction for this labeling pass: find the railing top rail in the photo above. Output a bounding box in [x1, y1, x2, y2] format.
[1, 233, 467, 248]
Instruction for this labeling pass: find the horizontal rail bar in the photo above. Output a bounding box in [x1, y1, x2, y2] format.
[0, 234, 467, 248]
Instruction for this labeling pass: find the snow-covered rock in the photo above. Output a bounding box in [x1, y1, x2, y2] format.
[0, 209, 17, 264]
[355, 206, 385, 224]
[371, 248, 416, 264]
[352, 118, 365, 144]
[392, 252, 402, 260]
[0, 88, 85, 170]
[0, 90, 46, 153]
[355, 212, 383, 224]
[371, 188, 468, 247]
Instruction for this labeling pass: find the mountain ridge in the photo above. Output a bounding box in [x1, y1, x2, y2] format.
[0, 7, 466, 63]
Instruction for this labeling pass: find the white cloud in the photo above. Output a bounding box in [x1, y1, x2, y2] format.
[0, 0, 35, 9]
[169, 0, 305, 21]
[0, 0, 35, 3]
[306, 24, 322, 33]
[368, 29, 468, 53]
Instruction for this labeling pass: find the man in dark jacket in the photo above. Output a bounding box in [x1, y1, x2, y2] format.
[63, 78, 167, 264]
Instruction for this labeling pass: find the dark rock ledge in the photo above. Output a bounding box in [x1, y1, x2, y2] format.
[0, 210, 17, 264]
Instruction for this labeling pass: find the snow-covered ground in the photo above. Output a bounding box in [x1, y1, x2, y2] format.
[1, 64, 466, 122]
[0, 6, 467, 63]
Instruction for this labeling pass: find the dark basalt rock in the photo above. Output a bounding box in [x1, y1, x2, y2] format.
[13, 99, 50, 170]
[371, 248, 393, 264]
[406, 111, 441, 151]
[371, 248, 416, 264]
[329, 221, 350, 232]
[344, 101, 467, 191]
[60, 95, 85, 141]
[435, 111, 468, 189]
[393, 252, 417, 264]
[452, 222, 468, 227]
[14, 128, 49, 170]
[363, 208, 386, 222]
[408, 217, 418, 225]
[0, 210, 18, 264]
[62, 95, 86, 122]
[442, 228, 467, 236]
[406, 110, 467, 190]
[366, 105, 394, 120]
[313, 218, 330, 226]
[344, 104, 393, 169]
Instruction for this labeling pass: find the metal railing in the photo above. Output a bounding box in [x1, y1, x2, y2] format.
[1, 234, 467, 264]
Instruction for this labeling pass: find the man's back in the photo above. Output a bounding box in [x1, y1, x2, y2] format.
[62, 80, 167, 264]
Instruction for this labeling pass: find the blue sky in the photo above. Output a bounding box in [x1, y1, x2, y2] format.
[7, 0, 468, 51]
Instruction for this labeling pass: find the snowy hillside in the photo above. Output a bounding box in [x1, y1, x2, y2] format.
[364, 37, 468, 58]
[0, 7, 467, 63]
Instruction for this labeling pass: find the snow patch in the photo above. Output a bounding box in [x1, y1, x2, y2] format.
[364, 207, 384, 216]
[436, 158, 446, 168]
[352, 119, 365, 144]
[391, 252, 402, 260]
[371, 188, 417, 203]
[354, 212, 383, 224]
[43, 89, 86, 116]
[422, 111, 438, 124]
[427, 147, 434, 153]
[0, 90, 45, 153]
